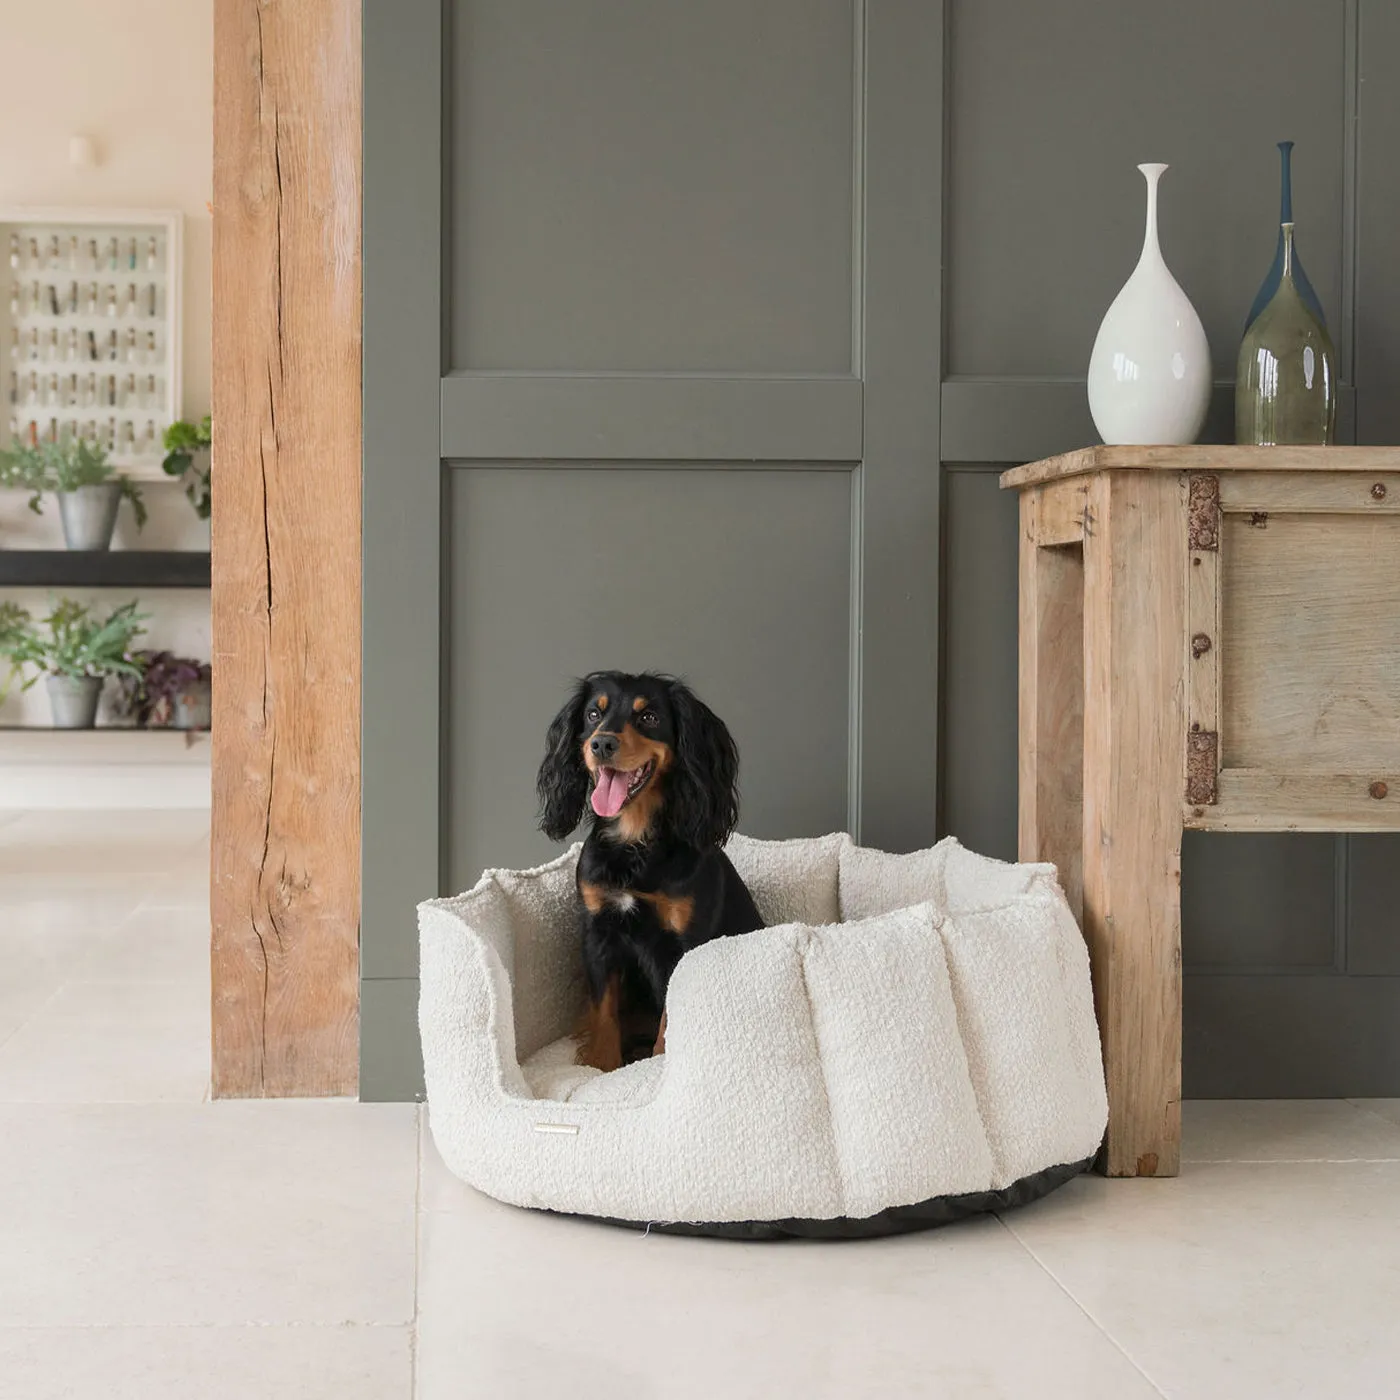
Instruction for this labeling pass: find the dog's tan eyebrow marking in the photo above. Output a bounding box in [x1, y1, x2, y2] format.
[632, 696, 648, 712]
[595, 695, 608, 712]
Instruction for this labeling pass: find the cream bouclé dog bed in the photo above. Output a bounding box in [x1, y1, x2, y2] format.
[419, 833, 1108, 1239]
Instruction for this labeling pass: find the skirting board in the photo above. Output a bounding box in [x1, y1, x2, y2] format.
[0, 730, 210, 809]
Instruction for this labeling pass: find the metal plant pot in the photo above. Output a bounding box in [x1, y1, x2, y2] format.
[171, 682, 212, 731]
[57, 482, 122, 551]
[45, 674, 103, 729]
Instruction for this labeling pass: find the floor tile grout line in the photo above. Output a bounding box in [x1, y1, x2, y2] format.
[111, 900, 192, 929]
[1184, 1155, 1400, 1165]
[0, 1321, 414, 1332]
[991, 1212, 1172, 1400]
[0, 984, 66, 1056]
[60, 976, 214, 995]
[1344, 1099, 1400, 1137]
[0, 1094, 214, 1105]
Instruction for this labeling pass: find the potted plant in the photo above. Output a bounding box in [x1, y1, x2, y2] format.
[112, 649, 212, 730]
[0, 437, 147, 550]
[162, 416, 211, 520]
[0, 598, 147, 728]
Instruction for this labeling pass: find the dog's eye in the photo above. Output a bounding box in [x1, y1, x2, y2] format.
[586, 707, 600, 723]
[639, 710, 659, 728]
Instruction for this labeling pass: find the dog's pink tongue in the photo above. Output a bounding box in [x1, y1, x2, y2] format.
[591, 767, 631, 818]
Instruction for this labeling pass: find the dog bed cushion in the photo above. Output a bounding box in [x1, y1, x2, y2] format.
[418, 833, 1108, 1236]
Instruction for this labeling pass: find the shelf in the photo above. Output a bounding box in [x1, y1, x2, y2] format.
[118, 464, 191, 483]
[0, 726, 208, 757]
[0, 550, 209, 588]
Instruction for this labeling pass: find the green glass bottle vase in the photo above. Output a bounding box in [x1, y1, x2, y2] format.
[1244, 141, 1325, 332]
[1236, 223, 1335, 445]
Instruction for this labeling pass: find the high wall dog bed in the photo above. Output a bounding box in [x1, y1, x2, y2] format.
[419, 833, 1108, 1239]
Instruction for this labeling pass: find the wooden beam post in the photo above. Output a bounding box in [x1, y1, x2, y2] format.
[211, 0, 362, 1096]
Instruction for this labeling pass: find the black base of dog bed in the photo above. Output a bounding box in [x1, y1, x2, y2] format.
[556, 1155, 1094, 1241]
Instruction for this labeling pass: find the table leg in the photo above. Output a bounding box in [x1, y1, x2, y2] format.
[1081, 471, 1187, 1178]
[1018, 490, 1085, 921]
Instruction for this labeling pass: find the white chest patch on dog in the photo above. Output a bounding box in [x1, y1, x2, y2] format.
[608, 891, 637, 913]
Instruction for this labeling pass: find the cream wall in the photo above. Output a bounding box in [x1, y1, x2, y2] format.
[0, 0, 212, 414]
[0, 0, 212, 799]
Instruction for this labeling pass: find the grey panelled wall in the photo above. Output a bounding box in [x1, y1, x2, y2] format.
[363, 0, 943, 1099]
[939, 0, 1400, 1096]
[445, 466, 854, 893]
[946, 0, 1345, 380]
[940, 466, 1018, 862]
[361, 0, 443, 1100]
[1357, 0, 1400, 447]
[366, 0, 1400, 1099]
[449, 0, 856, 375]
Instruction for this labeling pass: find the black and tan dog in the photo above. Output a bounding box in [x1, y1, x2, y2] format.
[536, 671, 763, 1071]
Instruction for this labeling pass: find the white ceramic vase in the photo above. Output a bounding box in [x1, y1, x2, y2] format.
[1087, 163, 1211, 445]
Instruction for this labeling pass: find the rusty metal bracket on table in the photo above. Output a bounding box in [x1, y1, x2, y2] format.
[1185, 729, 1219, 805]
[1187, 474, 1220, 551]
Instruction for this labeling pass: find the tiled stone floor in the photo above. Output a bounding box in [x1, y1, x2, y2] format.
[2, 809, 1397, 1398]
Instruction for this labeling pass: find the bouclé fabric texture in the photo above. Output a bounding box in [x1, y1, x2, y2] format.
[418, 833, 1108, 1225]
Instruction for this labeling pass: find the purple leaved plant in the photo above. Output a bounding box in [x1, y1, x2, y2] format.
[113, 650, 212, 728]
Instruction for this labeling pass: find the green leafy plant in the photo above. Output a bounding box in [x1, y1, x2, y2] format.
[0, 437, 147, 528]
[0, 439, 51, 511]
[162, 416, 211, 520]
[0, 598, 147, 702]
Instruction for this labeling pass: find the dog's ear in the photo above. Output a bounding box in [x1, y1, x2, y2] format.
[537, 678, 593, 841]
[666, 679, 741, 849]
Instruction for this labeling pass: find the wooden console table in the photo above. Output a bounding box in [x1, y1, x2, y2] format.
[1001, 446, 1400, 1177]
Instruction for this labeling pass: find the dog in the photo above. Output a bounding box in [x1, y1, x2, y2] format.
[536, 671, 764, 1071]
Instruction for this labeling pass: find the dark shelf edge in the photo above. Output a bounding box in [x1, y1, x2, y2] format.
[0, 550, 211, 589]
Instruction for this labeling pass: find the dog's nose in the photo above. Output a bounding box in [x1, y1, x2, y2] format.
[590, 733, 620, 763]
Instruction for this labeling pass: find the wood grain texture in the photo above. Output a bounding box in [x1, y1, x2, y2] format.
[1017, 491, 1085, 921]
[1221, 514, 1400, 772]
[1032, 476, 1090, 546]
[1187, 771, 1400, 831]
[1080, 470, 1187, 1177]
[1218, 470, 1400, 513]
[1187, 496, 1220, 779]
[1000, 445, 1400, 490]
[211, 0, 361, 1096]
[1011, 446, 1400, 1168]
